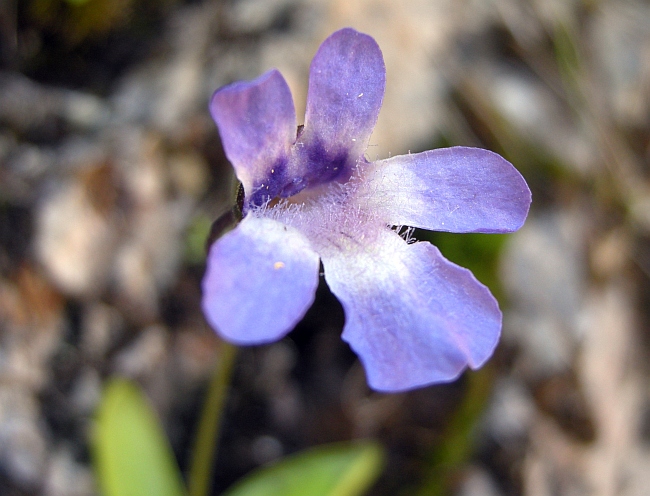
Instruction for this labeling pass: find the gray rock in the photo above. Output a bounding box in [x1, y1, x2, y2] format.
[501, 208, 588, 377]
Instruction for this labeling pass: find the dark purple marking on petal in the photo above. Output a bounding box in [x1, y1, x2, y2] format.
[321, 229, 501, 392]
[361, 147, 531, 233]
[202, 215, 320, 344]
[283, 139, 350, 195]
[299, 28, 385, 181]
[247, 156, 292, 207]
[210, 70, 296, 204]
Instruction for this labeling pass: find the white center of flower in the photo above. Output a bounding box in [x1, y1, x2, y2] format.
[253, 173, 385, 257]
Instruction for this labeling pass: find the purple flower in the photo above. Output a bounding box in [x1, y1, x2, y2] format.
[202, 28, 531, 392]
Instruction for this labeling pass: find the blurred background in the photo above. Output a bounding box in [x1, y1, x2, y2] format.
[1, 0, 650, 494]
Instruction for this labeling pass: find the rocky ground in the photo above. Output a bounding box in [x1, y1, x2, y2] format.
[1, 0, 650, 494]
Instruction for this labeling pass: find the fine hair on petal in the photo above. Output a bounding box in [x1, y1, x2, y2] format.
[250, 172, 386, 255]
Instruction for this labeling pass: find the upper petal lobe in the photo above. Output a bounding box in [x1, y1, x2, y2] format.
[202, 216, 320, 344]
[210, 70, 297, 205]
[360, 147, 531, 233]
[321, 229, 501, 392]
[297, 28, 386, 184]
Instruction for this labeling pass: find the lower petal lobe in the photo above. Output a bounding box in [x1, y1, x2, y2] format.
[361, 147, 531, 233]
[321, 229, 501, 392]
[202, 216, 320, 344]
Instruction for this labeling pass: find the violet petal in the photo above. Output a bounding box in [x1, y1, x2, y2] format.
[298, 28, 385, 183]
[210, 70, 297, 205]
[202, 216, 320, 344]
[321, 229, 501, 392]
[361, 147, 531, 233]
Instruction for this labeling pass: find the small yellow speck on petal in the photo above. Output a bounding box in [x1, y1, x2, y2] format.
[274, 261, 285, 270]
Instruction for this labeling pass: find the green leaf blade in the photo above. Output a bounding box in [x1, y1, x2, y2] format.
[93, 378, 187, 496]
[223, 441, 385, 496]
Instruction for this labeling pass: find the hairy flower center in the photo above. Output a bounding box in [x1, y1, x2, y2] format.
[254, 173, 383, 256]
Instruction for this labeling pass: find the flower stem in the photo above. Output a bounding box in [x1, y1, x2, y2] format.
[188, 341, 238, 496]
[415, 367, 495, 496]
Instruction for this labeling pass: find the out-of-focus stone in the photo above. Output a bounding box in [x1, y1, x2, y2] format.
[113, 325, 169, 379]
[491, 0, 546, 49]
[254, 342, 303, 431]
[227, 0, 296, 33]
[69, 367, 102, 417]
[456, 465, 503, 496]
[523, 283, 646, 496]
[113, 196, 189, 317]
[0, 386, 48, 491]
[2, 143, 57, 202]
[0, 72, 65, 132]
[460, 63, 596, 175]
[532, 370, 596, 443]
[35, 161, 119, 298]
[529, 0, 579, 29]
[111, 2, 218, 138]
[501, 208, 588, 377]
[62, 90, 110, 130]
[167, 150, 210, 199]
[171, 329, 220, 384]
[590, 228, 630, 280]
[110, 130, 190, 321]
[0, 266, 65, 491]
[34, 140, 119, 299]
[152, 14, 209, 134]
[629, 187, 650, 234]
[80, 303, 125, 360]
[0, 265, 65, 388]
[43, 445, 96, 496]
[251, 434, 284, 465]
[589, 0, 650, 127]
[483, 378, 536, 443]
[0, 72, 110, 132]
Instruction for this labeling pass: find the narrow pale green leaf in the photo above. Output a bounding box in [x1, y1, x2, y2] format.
[223, 441, 385, 496]
[93, 378, 187, 496]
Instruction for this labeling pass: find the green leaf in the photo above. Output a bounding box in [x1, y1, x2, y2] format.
[93, 378, 187, 496]
[223, 441, 385, 496]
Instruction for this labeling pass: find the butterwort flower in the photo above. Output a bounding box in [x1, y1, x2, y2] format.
[202, 28, 531, 392]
